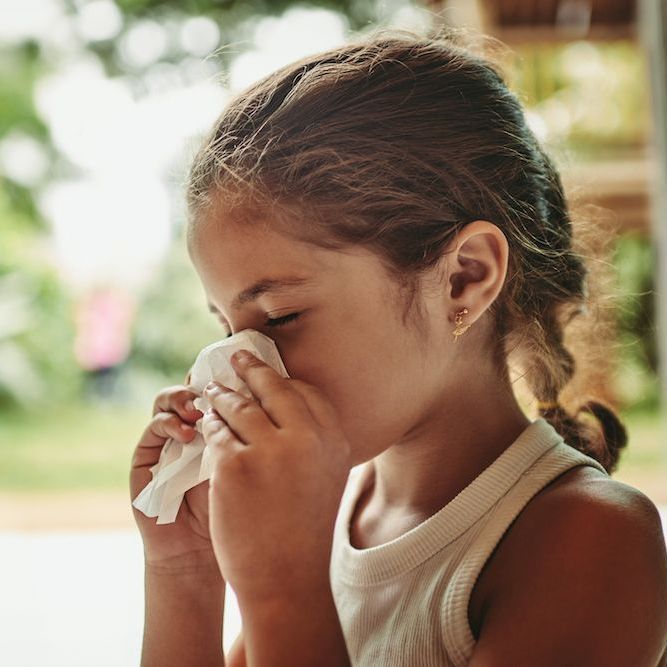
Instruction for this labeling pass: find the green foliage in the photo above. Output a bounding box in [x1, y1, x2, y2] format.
[0, 43, 52, 227]
[0, 400, 147, 490]
[0, 43, 47, 140]
[510, 41, 649, 158]
[110, 0, 373, 27]
[80, 0, 376, 79]
[0, 186, 82, 412]
[612, 233, 659, 409]
[129, 229, 224, 382]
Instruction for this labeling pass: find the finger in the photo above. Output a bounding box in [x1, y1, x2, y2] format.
[152, 385, 203, 422]
[201, 408, 246, 451]
[149, 412, 198, 444]
[204, 383, 274, 444]
[229, 350, 314, 428]
[132, 413, 197, 470]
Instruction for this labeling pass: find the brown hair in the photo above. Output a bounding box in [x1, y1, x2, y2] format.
[186, 27, 628, 474]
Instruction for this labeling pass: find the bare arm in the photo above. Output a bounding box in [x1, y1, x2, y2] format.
[238, 581, 351, 667]
[141, 552, 226, 667]
[468, 485, 667, 666]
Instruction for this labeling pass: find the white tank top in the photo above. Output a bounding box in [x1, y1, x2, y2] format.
[329, 417, 609, 666]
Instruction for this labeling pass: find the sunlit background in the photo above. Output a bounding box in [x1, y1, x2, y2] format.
[2, 0, 666, 664]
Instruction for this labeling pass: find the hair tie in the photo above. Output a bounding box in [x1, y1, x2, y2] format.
[537, 400, 560, 411]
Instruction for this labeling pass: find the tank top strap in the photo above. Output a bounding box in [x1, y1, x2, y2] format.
[441, 443, 608, 666]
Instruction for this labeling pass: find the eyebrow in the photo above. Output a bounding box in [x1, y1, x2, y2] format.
[207, 276, 311, 313]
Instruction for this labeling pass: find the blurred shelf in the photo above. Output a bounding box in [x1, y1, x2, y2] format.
[478, 0, 637, 44]
[561, 156, 654, 234]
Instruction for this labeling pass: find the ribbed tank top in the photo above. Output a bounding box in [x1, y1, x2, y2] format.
[329, 417, 609, 666]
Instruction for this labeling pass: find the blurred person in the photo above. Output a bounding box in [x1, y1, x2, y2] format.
[74, 285, 135, 401]
[130, 28, 667, 666]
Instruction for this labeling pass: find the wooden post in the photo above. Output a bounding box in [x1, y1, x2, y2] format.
[638, 0, 667, 440]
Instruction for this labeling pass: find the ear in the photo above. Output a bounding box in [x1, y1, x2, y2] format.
[444, 220, 509, 324]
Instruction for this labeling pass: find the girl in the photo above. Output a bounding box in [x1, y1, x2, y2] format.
[130, 28, 667, 666]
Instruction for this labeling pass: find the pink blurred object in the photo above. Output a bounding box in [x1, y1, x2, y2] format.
[74, 287, 136, 371]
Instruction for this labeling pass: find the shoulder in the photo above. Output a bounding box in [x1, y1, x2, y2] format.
[469, 465, 667, 666]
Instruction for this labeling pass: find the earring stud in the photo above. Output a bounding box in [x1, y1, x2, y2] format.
[453, 307, 471, 341]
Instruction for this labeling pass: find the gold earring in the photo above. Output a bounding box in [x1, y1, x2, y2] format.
[453, 307, 471, 341]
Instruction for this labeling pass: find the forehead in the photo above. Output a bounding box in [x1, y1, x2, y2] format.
[187, 206, 381, 312]
[186, 195, 406, 307]
[188, 210, 329, 280]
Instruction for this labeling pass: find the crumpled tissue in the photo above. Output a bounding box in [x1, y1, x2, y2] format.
[131, 329, 289, 524]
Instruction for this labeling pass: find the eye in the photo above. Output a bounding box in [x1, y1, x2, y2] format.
[210, 310, 301, 337]
[265, 312, 301, 328]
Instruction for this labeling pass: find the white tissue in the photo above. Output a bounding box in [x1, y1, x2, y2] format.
[131, 329, 289, 524]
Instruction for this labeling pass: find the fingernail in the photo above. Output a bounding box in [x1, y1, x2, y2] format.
[180, 423, 192, 431]
[232, 349, 253, 364]
[185, 399, 195, 412]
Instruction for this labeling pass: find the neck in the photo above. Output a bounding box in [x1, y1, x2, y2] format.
[366, 378, 531, 519]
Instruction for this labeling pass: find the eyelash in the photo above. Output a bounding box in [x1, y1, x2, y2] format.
[220, 312, 301, 338]
[265, 312, 301, 328]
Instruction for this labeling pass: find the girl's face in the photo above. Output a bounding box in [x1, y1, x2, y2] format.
[188, 211, 457, 466]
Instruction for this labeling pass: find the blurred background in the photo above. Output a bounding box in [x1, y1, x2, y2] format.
[1, 0, 666, 664]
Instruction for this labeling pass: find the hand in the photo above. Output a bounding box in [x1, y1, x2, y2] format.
[201, 350, 352, 605]
[130, 373, 215, 569]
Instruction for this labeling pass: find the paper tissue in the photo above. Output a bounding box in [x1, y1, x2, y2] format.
[131, 329, 289, 524]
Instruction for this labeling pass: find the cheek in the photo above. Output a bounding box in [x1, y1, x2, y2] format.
[281, 339, 379, 416]
[291, 344, 417, 456]
[275, 318, 434, 457]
